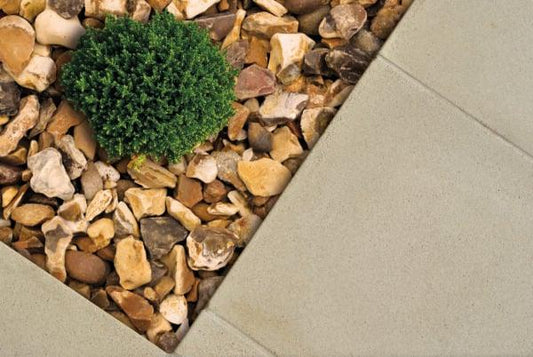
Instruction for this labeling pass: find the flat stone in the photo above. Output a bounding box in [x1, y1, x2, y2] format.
[85, 0, 128, 20]
[235, 64, 276, 101]
[57, 134, 88, 180]
[7, 54, 56, 92]
[58, 194, 87, 221]
[28, 148, 75, 200]
[186, 154, 218, 184]
[48, 0, 83, 18]
[115, 236, 152, 290]
[186, 226, 237, 271]
[195, 11, 236, 41]
[0, 69, 20, 116]
[176, 175, 203, 208]
[237, 158, 292, 196]
[228, 214, 263, 247]
[113, 201, 140, 238]
[85, 189, 113, 221]
[73, 120, 96, 160]
[165, 197, 201, 232]
[259, 90, 309, 126]
[160, 294, 188, 324]
[330, 3, 367, 40]
[34, 9, 85, 49]
[245, 36, 269, 68]
[106, 286, 154, 332]
[225, 40, 248, 69]
[269, 33, 315, 84]
[207, 202, 239, 216]
[42, 216, 73, 282]
[65, 250, 109, 284]
[248, 122, 273, 153]
[124, 188, 166, 220]
[242, 12, 298, 38]
[301, 107, 337, 148]
[140, 216, 187, 259]
[0, 15, 35, 75]
[253, 0, 287, 17]
[127, 157, 177, 189]
[0, 163, 22, 185]
[81, 161, 103, 200]
[46, 100, 85, 140]
[0, 95, 39, 157]
[11, 203, 54, 226]
[284, 0, 327, 14]
[325, 45, 371, 84]
[212, 150, 246, 191]
[270, 126, 303, 162]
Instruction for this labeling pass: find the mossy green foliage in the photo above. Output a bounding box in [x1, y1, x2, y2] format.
[61, 12, 236, 162]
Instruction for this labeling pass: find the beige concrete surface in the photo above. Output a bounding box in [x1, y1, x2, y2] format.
[381, 0, 533, 157]
[202, 56, 533, 356]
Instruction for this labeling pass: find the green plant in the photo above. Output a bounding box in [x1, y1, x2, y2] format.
[61, 12, 236, 162]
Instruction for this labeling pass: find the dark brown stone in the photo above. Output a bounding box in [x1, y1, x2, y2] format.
[248, 122, 273, 153]
[195, 12, 236, 41]
[176, 175, 203, 208]
[235, 64, 276, 100]
[65, 250, 110, 285]
[303, 48, 333, 76]
[140, 217, 188, 259]
[325, 45, 371, 84]
[203, 179, 228, 203]
[157, 331, 179, 353]
[0, 163, 21, 185]
[0, 69, 20, 116]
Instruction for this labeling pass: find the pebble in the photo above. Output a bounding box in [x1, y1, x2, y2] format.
[159, 293, 188, 325]
[85, 0, 129, 19]
[225, 39, 248, 69]
[207, 202, 239, 216]
[115, 236, 152, 289]
[238, 158, 292, 196]
[113, 201, 140, 238]
[165, 197, 201, 232]
[0, 68, 21, 116]
[57, 134, 88, 180]
[330, 3, 367, 40]
[175, 175, 203, 208]
[29, 97, 55, 138]
[212, 150, 246, 191]
[269, 33, 315, 84]
[178, 0, 220, 19]
[300, 107, 337, 148]
[46, 100, 85, 140]
[242, 12, 298, 38]
[146, 313, 172, 344]
[270, 126, 303, 162]
[146, 0, 170, 12]
[325, 45, 371, 84]
[227, 190, 252, 216]
[259, 90, 309, 126]
[48, 0, 84, 18]
[28, 148, 75, 200]
[0, 15, 35, 75]
[130, 0, 151, 22]
[65, 250, 109, 284]
[325, 79, 354, 107]
[34, 9, 85, 49]
[253, 0, 287, 17]
[186, 226, 237, 271]
[0, 95, 39, 157]
[235, 64, 276, 101]
[8, 54, 56, 92]
[221, 9, 245, 49]
[19, 0, 46, 22]
[87, 217, 114, 251]
[303, 48, 333, 76]
[284, 0, 327, 14]
[140, 216, 187, 259]
[94, 161, 120, 182]
[227, 102, 250, 141]
[11, 203, 54, 226]
[193, 276, 223, 317]
[228, 214, 263, 247]
[42, 216, 73, 282]
[185, 153, 217, 184]
[195, 11, 236, 41]
[81, 161, 103, 200]
[107, 286, 154, 332]
[297, 5, 330, 35]
[157, 331, 180, 353]
[203, 179, 227, 203]
[371, 0, 412, 39]
[124, 187, 166, 220]
[58, 194, 87, 221]
[85, 189, 113, 221]
[247, 122, 273, 153]
[161, 245, 195, 295]
[127, 157, 177, 189]
[73, 120, 97, 160]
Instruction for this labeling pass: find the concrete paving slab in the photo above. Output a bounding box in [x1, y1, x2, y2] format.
[0, 242, 163, 357]
[381, 0, 533, 157]
[176, 311, 274, 357]
[204, 56, 533, 356]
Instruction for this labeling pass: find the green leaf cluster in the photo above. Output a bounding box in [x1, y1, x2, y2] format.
[61, 12, 236, 162]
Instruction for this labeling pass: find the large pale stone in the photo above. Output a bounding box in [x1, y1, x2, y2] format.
[259, 90, 309, 126]
[161, 245, 195, 295]
[34, 9, 85, 49]
[270, 126, 304, 162]
[165, 197, 201, 232]
[0, 95, 39, 157]
[7, 54, 56, 92]
[159, 294, 188, 325]
[175, 0, 221, 19]
[268, 33, 315, 84]
[0, 15, 35, 75]
[115, 236, 152, 290]
[186, 154, 217, 184]
[43, 216, 73, 282]
[124, 188, 166, 220]
[127, 158, 177, 189]
[85, 189, 113, 221]
[237, 158, 292, 196]
[28, 148, 75, 200]
[242, 12, 298, 38]
[186, 226, 237, 271]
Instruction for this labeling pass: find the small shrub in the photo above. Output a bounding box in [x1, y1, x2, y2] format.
[61, 12, 236, 162]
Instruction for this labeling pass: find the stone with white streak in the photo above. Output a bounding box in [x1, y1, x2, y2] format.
[127, 158, 177, 188]
[57, 134, 88, 180]
[28, 148, 75, 200]
[0, 95, 39, 157]
[186, 226, 237, 271]
[259, 90, 309, 126]
[34, 9, 85, 49]
[124, 188, 166, 220]
[85, 189, 113, 221]
[159, 294, 188, 325]
[95, 161, 121, 182]
[186, 154, 217, 184]
[242, 12, 298, 39]
[268, 33, 315, 84]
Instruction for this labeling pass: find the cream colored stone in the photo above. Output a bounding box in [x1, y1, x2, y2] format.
[28, 148, 75, 200]
[269, 33, 315, 84]
[242, 12, 298, 39]
[253, 0, 287, 17]
[161, 245, 195, 295]
[186, 154, 217, 184]
[227, 190, 252, 216]
[113, 201, 139, 237]
[270, 126, 304, 162]
[94, 161, 120, 182]
[115, 236, 152, 290]
[159, 294, 188, 325]
[237, 158, 292, 196]
[127, 158, 177, 188]
[165, 197, 201, 232]
[175, 0, 220, 19]
[85, 0, 128, 19]
[300, 107, 337, 149]
[85, 189, 113, 221]
[124, 188, 166, 220]
[34, 9, 85, 49]
[207, 202, 239, 216]
[57, 135, 88, 180]
[7, 54, 56, 92]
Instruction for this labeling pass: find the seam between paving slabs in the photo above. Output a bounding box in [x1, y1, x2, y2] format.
[377, 54, 533, 165]
[203, 309, 276, 356]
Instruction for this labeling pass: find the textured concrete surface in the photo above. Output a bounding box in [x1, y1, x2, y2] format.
[3, 0, 533, 356]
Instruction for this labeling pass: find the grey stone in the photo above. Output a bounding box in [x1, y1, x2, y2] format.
[0, 68, 20, 116]
[48, 0, 84, 18]
[140, 217, 188, 259]
[195, 12, 237, 41]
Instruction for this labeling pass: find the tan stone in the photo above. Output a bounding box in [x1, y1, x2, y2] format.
[87, 217, 114, 251]
[146, 313, 172, 344]
[42, 216, 73, 282]
[127, 157, 177, 188]
[228, 214, 263, 247]
[0, 95, 39, 157]
[130, 0, 151, 22]
[85, 189, 113, 221]
[74, 120, 96, 160]
[161, 245, 195, 296]
[300, 107, 337, 148]
[253, 0, 287, 17]
[0, 146, 27, 165]
[113, 201, 140, 237]
[6, 54, 56, 92]
[165, 197, 201, 232]
[2, 183, 28, 220]
[115, 236, 152, 290]
[237, 158, 292, 196]
[159, 294, 188, 325]
[11, 203, 54, 226]
[124, 188, 166, 220]
[227, 102, 250, 141]
[34, 9, 85, 49]
[19, 0, 45, 22]
[245, 36, 270, 68]
[107, 286, 154, 332]
[85, 0, 128, 19]
[1, 186, 18, 208]
[207, 202, 239, 216]
[221, 8, 245, 49]
[58, 194, 87, 221]
[270, 126, 304, 162]
[154, 275, 175, 302]
[175, 0, 221, 19]
[146, 0, 170, 11]
[0, 15, 35, 75]
[46, 100, 85, 140]
[269, 33, 315, 84]
[242, 12, 298, 39]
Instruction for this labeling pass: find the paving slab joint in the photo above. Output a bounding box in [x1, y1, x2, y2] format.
[377, 54, 533, 165]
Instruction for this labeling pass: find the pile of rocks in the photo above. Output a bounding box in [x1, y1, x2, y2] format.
[0, 0, 411, 352]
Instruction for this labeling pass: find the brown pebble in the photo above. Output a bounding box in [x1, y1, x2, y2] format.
[176, 175, 203, 208]
[203, 180, 227, 203]
[157, 331, 179, 353]
[65, 250, 110, 285]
